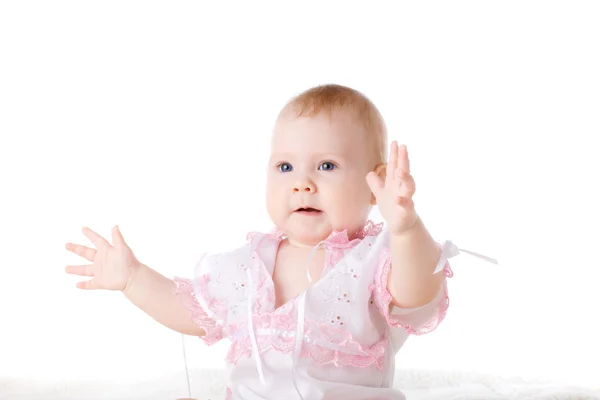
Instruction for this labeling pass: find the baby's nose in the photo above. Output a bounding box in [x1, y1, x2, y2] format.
[293, 180, 316, 193]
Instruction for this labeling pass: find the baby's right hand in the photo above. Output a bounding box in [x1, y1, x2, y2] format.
[65, 225, 141, 291]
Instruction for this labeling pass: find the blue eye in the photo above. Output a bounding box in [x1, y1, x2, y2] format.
[279, 163, 293, 172]
[319, 162, 336, 171]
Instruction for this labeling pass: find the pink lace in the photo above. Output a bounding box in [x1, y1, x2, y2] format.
[226, 332, 386, 370]
[300, 341, 386, 370]
[323, 220, 383, 272]
[264, 220, 383, 249]
[372, 248, 453, 335]
[349, 220, 384, 240]
[263, 220, 384, 275]
[173, 277, 224, 345]
[225, 303, 387, 370]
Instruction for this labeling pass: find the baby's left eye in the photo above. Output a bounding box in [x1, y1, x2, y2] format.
[319, 162, 336, 171]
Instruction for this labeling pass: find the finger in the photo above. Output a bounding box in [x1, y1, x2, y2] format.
[396, 196, 415, 209]
[65, 243, 97, 262]
[385, 141, 399, 185]
[76, 279, 98, 290]
[398, 172, 416, 198]
[398, 144, 410, 174]
[111, 225, 128, 248]
[366, 171, 384, 197]
[82, 227, 110, 249]
[65, 264, 94, 277]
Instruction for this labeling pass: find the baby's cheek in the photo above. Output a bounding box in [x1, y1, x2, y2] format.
[341, 178, 372, 202]
[332, 187, 370, 216]
[265, 188, 286, 220]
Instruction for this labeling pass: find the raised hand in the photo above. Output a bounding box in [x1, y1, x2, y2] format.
[65, 225, 140, 291]
[366, 141, 419, 236]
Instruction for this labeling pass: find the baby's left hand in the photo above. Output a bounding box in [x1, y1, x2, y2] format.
[366, 141, 419, 236]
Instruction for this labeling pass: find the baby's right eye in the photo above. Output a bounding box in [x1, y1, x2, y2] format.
[278, 163, 293, 172]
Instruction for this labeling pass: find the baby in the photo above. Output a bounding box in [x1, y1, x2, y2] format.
[65, 84, 489, 399]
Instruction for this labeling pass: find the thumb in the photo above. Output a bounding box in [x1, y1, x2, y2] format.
[112, 225, 129, 248]
[366, 171, 384, 198]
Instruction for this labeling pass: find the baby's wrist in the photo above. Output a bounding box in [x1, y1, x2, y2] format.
[390, 216, 422, 238]
[123, 261, 143, 294]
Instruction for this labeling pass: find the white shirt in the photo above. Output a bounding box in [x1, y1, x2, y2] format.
[174, 221, 461, 400]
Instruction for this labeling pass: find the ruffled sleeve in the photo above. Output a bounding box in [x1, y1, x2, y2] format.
[173, 276, 224, 345]
[372, 243, 454, 336]
[173, 243, 253, 345]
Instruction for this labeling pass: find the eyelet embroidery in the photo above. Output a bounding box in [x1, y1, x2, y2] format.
[319, 284, 357, 305]
[329, 260, 362, 281]
[323, 311, 347, 327]
[323, 309, 352, 328]
[338, 292, 352, 304]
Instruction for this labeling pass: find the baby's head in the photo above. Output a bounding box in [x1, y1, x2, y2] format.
[266, 84, 388, 246]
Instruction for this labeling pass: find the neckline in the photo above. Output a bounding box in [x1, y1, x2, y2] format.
[258, 220, 383, 312]
[268, 219, 383, 247]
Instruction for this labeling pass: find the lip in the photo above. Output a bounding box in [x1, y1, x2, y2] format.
[294, 207, 323, 216]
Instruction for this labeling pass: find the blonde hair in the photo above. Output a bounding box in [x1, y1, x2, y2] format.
[280, 84, 388, 164]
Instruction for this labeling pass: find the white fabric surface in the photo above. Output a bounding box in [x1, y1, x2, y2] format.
[2, 369, 599, 400]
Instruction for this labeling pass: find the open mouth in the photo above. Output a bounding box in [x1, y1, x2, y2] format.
[295, 207, 322, 215]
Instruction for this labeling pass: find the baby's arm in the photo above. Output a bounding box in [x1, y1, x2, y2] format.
[365, 142, 444, 309]
[369, 219, 451, 336]
[388, 217, 443, 309]
[65, 226, 208, 338]
[123, 263, 205, 337]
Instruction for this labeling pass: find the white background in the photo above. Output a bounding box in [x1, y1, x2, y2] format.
[1, 0, 599, 391]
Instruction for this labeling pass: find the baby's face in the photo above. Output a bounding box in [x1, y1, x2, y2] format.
[266, 109, 377, 246]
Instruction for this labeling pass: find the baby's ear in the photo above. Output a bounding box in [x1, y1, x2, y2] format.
[370, 163, 387, 205]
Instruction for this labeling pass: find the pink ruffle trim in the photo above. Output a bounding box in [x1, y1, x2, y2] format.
[225, 333, 386, 370]
[225, 306, 387, 370]
[173, 277, 223, 345]
[373, 248, 453, 335]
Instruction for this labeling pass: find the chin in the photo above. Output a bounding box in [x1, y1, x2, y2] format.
[285, 219, 332, 245]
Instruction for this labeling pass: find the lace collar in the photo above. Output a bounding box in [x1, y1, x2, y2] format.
[263, 219, 383, 249]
